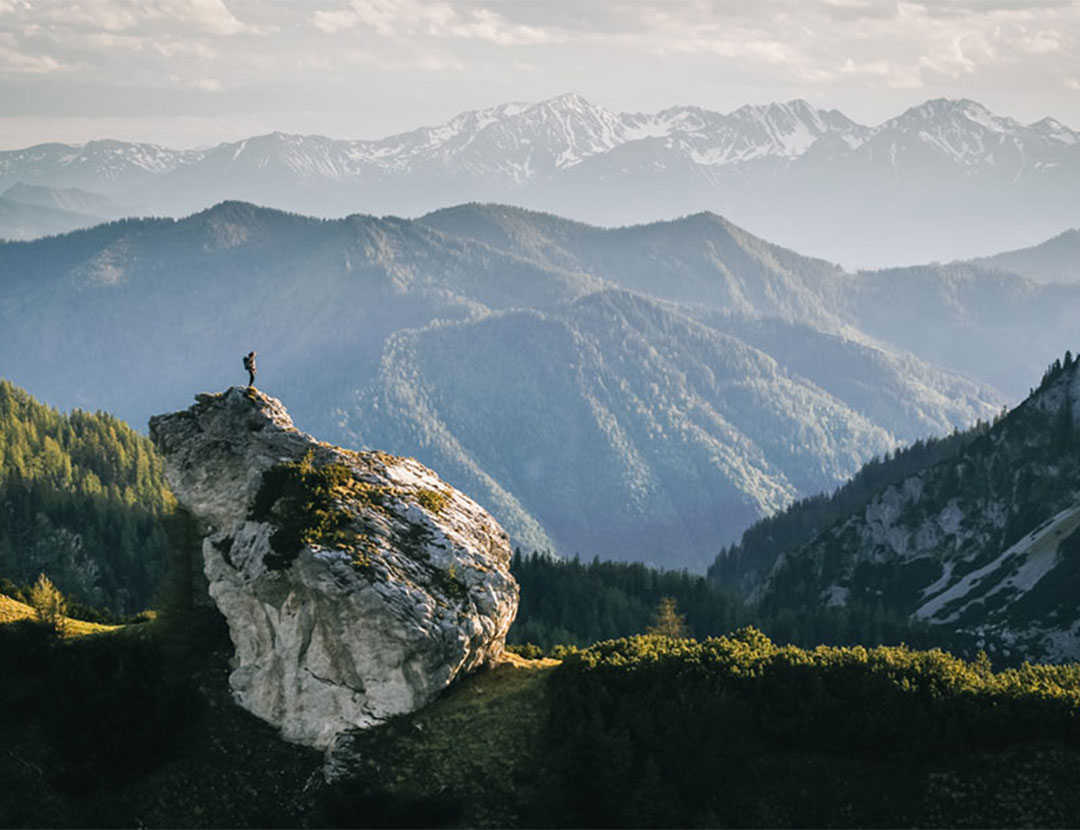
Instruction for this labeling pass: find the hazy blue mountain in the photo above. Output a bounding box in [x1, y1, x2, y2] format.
[421, 203, 1080, 402]
[698, 314, 1004, 443]
[342, 289, 899, 569]
[970, 227, 1080, 284]
[0, 202, 601, 432]
[849, 263, 1080, 398]
[0, 183, 133, 241]
[419, 205, 850, 329]
[0, 196, 102, 241]
[3, 182, 128, 219]
[772, 98, 1080, 267]
[0, 201, 1017, 569]
[1, 95, 1076, 266]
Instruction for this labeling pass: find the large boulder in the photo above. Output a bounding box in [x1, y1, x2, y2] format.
[149, 386, 518, 748]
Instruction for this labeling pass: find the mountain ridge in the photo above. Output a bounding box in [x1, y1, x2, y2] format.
[969, 227, 1080, 284]
[713, 355, 1080, 662]
[6, 94, 1071, 175]
[3, 95, 1077, 266]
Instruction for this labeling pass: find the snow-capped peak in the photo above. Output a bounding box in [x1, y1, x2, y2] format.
[868, 97, 1080, 167]
[2, 95, 1075, 202]
[534, 92, 595, 112]
[890, 98, 1022, 134]
[1030, 116, 1079, 144]
[641, 98, 867, 165]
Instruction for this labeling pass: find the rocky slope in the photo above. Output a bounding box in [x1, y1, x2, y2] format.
[149, 386, 518, 748]
[737, 356, 1080, 663]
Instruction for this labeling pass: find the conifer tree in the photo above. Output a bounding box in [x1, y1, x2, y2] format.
[647, 596, 689, 638]
[29, 573, 67, 635]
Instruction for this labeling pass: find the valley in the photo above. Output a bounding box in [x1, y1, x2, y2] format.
[3, 201, 1047, 569]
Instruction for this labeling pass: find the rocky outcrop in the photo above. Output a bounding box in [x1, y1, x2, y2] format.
[149, 387, 518, 748]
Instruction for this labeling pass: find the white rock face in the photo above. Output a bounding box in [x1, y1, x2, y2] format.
[149, 386, 518, 748]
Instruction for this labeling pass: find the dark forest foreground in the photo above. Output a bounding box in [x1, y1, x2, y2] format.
[3, 614, 1080, 829]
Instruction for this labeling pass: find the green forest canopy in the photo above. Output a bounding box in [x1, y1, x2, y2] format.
[0, 378, 175, 613]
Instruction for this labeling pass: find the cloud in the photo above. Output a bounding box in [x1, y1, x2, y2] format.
[193, 76, 222, 92]
[1, 0, 1078, 146]
[0, 31, 67, 74]
[630, 0, 1080, 94]
[158, 0, 251, 36]
[0, 47, 65, 74]
[152, 39, 216, 60]
[312, 0, 552, 44]
[165, 73, 222, 92]
[341, 46, 465, 72]
[0, 0, 261, 36]
[1016, 30, 1061, 54]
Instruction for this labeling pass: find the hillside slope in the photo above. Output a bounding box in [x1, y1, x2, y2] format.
[0, 593, 121, 636]
[0, 196, 103, 241]
[970, 228, 1080, 284]
[344, 290, 896, 568]
[715, 355, 1080, 663]
[0, 379, 174, 611]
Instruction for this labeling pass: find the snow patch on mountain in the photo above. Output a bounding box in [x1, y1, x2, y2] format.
[3, 94, 1075, 195]
[915, 501, 1080, 623]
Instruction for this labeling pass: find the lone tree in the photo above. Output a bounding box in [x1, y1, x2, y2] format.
[29, 573, 67, 635]
[647, 596, 689, 639]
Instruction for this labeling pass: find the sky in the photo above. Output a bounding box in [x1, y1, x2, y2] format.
[1, 0, 1078, 149]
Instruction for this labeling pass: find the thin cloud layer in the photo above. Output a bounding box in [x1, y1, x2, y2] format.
[0, 0, 1077, 147]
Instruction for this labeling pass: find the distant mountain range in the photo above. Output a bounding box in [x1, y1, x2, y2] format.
[1, 95, 1077, 266]
[5, 200, 1078, 570]
[0, 182, 129, 241]
[971, 228, 1080, 284]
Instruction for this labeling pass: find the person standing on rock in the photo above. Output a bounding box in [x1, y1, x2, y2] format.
[243, 351, 257, 387]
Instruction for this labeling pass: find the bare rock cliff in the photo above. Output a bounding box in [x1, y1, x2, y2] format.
[149, 386, 518, 748]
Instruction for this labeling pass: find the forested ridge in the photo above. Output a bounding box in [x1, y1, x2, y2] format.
[739, 353, 1080, 663]
[707, 414, 1000, 597]
[509, 550, 948, 655]
[508, 551, 750, 649]
[0, 379, 174, 612]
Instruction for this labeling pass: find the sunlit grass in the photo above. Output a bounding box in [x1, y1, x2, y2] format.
[0, 593, 122, 637]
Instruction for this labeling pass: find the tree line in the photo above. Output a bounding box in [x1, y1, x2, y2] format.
[509, 550, 951, 655]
